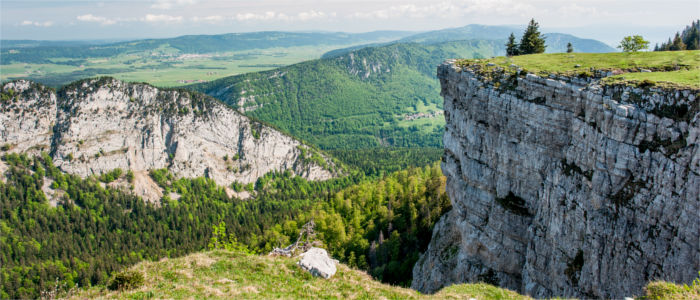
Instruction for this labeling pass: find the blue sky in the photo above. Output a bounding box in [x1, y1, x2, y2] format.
[2, 0, 698, 45]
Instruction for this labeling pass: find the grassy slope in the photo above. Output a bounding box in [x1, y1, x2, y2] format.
[73, 250, 530, 300]
[190, 40, 502, 150]
[458, 50, 700, 88]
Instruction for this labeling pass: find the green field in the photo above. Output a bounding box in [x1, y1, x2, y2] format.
[1, 45, 362, 87]
[457, 50, 700, 88]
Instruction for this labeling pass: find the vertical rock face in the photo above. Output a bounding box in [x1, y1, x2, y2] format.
[1, 78, 335, 189]
[0, 80, 56, 155]
[412, 61, 699, 298]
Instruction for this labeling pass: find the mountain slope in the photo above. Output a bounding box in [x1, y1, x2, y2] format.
[544, 33, 616, 53]
[190, 39, 503, 150]
[399, 24, 518, 44]
[72, 250, 531, 299]
[399, 24, 616, 53]
[1, 78, 335, 196]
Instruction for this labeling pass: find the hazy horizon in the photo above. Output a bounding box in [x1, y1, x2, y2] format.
[2, 0, 698, 47]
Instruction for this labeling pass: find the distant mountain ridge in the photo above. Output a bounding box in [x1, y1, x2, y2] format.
[323, 24, 615, 59]
[1, 31, 416, 64]
[400, 24, 615, 53]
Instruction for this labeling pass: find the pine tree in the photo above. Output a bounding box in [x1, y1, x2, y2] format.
[506, 33, 519, 56]
[670, 32, 686, 50]
[685, 26, 699, 50]
[566, 42, 574, 53]
[519, 19, 546, 55]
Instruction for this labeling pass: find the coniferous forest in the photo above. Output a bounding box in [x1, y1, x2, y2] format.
[0, 151, 450, 299]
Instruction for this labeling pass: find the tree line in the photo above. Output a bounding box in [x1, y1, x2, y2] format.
[654, 20, 700, 51]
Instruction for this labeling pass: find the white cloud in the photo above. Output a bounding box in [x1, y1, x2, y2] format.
[142, 14, 184, 23]
[232, 10, 333, 22]
[297, 10, 332, 21]
[151, 0, 197, 10]
[191, 15, 224, 23]
[234, 11, 282, 21]
[556, 4, 609, 18]
[19, 20, 54, 27]
[350, 0, 536, 20]
[76, 14, 117, 25]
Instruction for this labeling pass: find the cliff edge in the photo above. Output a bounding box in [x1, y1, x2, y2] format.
[412, 54, 699, 298]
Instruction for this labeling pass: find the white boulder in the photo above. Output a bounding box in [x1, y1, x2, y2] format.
[297, 247, 338, 279]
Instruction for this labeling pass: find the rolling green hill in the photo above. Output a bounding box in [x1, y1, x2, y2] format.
[190, 39, 503, 150]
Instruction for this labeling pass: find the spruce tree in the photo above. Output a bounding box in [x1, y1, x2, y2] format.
[670, 32, 686, 50]
[566, 42, 574, 53]
[506, 33, 519, 56]
[519, 19, 546, 55]
[685, 26, 699, 50]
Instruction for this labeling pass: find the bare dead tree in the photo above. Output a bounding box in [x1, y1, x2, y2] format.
[269, 220, 321, 257]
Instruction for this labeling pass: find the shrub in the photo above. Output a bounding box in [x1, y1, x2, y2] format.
[495, 192, 532, 217]
[108, 270, 144, 291]
[638, 79, 656, 88]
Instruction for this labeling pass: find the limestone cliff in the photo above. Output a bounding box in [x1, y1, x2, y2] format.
[1, 78, 336, 201]
[412, 61, 699, 298]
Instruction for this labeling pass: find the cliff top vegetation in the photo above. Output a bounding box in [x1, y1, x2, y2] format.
[456, 50, 699, 89]
[71, 250, 531, 299]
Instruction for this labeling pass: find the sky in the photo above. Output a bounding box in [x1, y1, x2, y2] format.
[1, 0, 699, 46]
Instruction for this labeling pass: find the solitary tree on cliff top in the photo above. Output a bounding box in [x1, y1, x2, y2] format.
[519, 19, 546, 54]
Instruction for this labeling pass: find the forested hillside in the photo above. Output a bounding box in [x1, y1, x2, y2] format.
[191, 39, 503, 150]
[0, 152, 448, 299]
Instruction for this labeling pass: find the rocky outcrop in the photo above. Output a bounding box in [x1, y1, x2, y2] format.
[298, 247, 339, 279]
[412, 61, 699, 298]
[1, 78, 336, 193]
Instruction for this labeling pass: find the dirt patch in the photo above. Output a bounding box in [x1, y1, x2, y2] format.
[168, 192, 181, 201]
[131, 171, 163, 204]
[41, 178, 66, 207]
[225, 187, 252, 200]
